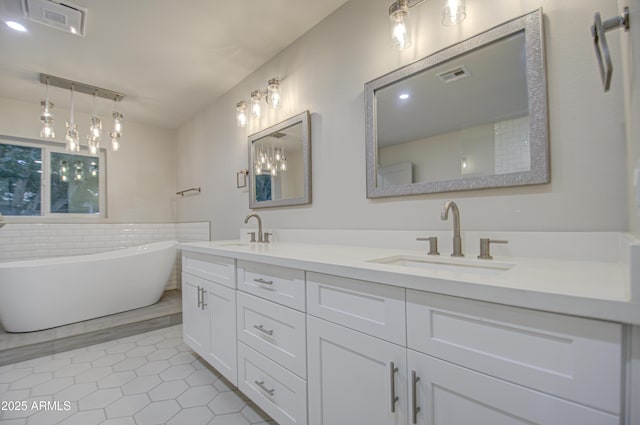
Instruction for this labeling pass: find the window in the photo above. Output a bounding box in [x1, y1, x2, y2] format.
[0, 137, 105, 217]
[0, 144, 42, 215]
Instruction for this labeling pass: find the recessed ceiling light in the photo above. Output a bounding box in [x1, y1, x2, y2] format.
[6, 21, 27, 32]
[398, 93, 410, 100]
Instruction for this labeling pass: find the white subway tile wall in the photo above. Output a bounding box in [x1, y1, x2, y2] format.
[494, 116, 531, 174]
[0, 222, 210, 290]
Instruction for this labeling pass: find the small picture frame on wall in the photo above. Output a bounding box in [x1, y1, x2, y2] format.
[237, 170, 248, 188]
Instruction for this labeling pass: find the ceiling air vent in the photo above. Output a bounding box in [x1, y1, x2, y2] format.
[437, 66, 470, 84]
[271, 132, 287, 139]
[23, 0, 87, 36]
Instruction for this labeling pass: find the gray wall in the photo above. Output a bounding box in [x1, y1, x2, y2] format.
[177, 0, 630, 239]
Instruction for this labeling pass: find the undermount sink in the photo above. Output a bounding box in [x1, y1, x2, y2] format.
[368, 255, 515, 275]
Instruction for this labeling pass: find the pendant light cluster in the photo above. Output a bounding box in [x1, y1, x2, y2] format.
[236, 77, 282, 127]
[388, 0, 466, 50]
[39, 73, 125, 154]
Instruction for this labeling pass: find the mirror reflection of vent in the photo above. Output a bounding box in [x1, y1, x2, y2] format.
[437, 66, 470, 83]
[271, 132, 286, 138]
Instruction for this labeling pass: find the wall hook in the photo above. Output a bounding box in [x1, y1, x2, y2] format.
[591, 6, 630, 92]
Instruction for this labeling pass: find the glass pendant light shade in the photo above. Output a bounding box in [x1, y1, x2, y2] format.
[267, 78, 281, 109]
[65, 86, 80, 152]
[236, 101, 248, 127]
[442, 0, 466, 26]
[89, 116, 102, 140]
[65, 122, 80, 152]
[40, 78, 55, 139]
[40, 100, 55, 139]
[280, 148, 287, 171]
[88, 93, 102, 144]
[389, 0, 411, 50]
[87, 138, 99, 155]
[250, 90, 262, 118]
[110, 132, 120, 151]
[112, 111, 123, 136]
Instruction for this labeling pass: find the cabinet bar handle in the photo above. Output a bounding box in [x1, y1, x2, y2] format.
[201, 289, 207, 310]
[253, 278, 274, 286]
[197, 286, 202, 309]
[389, 362, 399, 413]
[254, 380, 275, 396]
[411, 370, 421, 424]
[253, 324, 274, 336]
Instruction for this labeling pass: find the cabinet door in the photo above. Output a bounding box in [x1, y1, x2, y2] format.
[307, 315, 406, 425]
[206, 281, 237, 386]
[406, 350, 619, 425]
[182, 273, 210, 358]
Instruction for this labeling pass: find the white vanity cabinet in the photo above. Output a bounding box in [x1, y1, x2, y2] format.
[406, 290, 622, 424]
[179, 243, 631, 425]
[236, 260, 308, 425]
[306, 272, 408, 425]
[406, 350, 619, 425]
[182, 252, 237, 386]
[307, 315, 407, 425]
[182, 273, 210, 355]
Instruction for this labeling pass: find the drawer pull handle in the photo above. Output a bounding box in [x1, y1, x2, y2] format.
[253, 324, 274, 336]
[201, 289, 207, 310]
[197, 286, 202, 309]
[411, 370, 421, 424]
[389, 362, 399, 413]
[254, 380, 275, 396]
[254, 278, 274, 286]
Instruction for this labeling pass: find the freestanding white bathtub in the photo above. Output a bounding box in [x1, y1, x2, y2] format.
[0, 240, 177, 333]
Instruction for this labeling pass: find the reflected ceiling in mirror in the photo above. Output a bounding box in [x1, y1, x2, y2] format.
[249, 111, 311, 208]
[365, 9, 548, 198]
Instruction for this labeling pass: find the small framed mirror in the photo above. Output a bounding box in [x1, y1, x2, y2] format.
[249, 111, 311, 208]
[365, 9, 548, 198]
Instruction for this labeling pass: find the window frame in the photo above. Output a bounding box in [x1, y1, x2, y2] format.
[0, 135, 107, 220]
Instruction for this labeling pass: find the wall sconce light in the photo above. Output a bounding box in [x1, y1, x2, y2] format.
[236, 101, 248, 128]
[236, 77, 282, 127]
[250, 90, 263, 118]
[389, 0, 416, 50]
[442, 0, 466, 26]
[389, 0, 466, 49]
[267, 78, 281, 109]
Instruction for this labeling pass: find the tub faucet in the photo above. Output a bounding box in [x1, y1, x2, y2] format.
[441, 200, 463, 257]
[244, 213, 266, 243]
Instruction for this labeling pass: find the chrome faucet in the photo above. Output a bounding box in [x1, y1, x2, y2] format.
[441, 200, 463, 257]
[244, 213, 265, 243]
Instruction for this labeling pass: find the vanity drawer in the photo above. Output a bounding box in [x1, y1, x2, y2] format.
[182, 252, 235, 288]
[237, 342, 307, 425]
[307, 272, 406, 346]
[237, 291, 306, 378]
[237, 260, 306, 311]
[406, 290, 622, 414]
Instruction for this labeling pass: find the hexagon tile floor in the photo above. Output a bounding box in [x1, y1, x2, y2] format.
[0, 325, 277, 425]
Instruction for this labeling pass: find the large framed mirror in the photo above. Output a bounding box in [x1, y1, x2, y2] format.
[249, 111, 311, 208]
[365, 9, 548, 198]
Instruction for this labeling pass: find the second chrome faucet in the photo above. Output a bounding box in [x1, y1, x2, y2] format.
[441, 200, 463, 257]
[244, 213, 271, 243]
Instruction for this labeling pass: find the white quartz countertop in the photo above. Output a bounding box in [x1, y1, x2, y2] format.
[179, 240, 640, 325]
